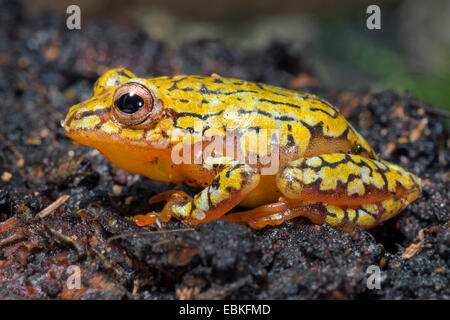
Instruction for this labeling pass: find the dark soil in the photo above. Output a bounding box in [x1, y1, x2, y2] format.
[0, 1, 448, 299]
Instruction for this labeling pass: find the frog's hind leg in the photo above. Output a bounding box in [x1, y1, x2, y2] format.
[273, 153, 421, 230]
[224, 197, 412, 231]
[226, 153, 421, 230]
[134, 159, 260, 227]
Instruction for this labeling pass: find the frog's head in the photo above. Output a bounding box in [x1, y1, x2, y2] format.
[64, 68, 178, 176]
[64, 68, 174, 148]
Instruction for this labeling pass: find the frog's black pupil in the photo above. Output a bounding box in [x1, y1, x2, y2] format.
[115, 92, 144, 114]
[353, 144, 363, 155]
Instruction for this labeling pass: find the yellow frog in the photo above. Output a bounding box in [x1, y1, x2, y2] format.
[64, 68, 422, 230]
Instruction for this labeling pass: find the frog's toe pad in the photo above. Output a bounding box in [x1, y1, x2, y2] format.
[133, 212, 159, 227]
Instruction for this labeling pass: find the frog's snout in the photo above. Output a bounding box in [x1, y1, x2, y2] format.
[64, 97, 113, 138]
[63, 104, 81, 136]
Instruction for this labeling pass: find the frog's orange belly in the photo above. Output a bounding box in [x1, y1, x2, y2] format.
[91, 140, 282, 208]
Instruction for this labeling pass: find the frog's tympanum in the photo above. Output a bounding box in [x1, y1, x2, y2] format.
[64, 68, 422, 231]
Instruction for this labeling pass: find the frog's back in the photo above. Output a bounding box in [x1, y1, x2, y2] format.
[149, 75, 376, 160]
[150, 75, 340, 123]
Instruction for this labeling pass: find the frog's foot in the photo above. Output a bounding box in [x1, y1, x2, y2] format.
[133, 190, 192, 226]
[224, 197, 340, 229]
[134, 160, 260, 227]
[223, 198, 308, 229]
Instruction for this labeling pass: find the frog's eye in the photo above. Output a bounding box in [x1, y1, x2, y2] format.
[113, 82, 154, 126]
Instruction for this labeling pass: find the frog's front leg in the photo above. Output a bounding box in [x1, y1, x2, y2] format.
[134, 159, 260, 226]
[226, 153, 422, 230]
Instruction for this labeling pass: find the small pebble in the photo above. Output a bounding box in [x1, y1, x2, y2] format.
[112, 185, 123, 196]
[1, 171, 12, 182]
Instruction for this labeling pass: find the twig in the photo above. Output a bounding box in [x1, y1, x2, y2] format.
[38, 195, 71, 218]
[0, 216, 18, 233]
[45, 226, 86, 260]
[0, 229, 25, 248]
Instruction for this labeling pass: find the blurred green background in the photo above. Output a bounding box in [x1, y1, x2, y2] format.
[25, 0, 450, 111]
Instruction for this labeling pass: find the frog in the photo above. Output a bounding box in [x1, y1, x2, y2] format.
[64, 68, 422, 231]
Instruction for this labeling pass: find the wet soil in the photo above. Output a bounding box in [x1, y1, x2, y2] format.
[0, 1, 448, 299]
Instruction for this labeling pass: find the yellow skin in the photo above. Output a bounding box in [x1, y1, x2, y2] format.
[64, 68, 422, 230]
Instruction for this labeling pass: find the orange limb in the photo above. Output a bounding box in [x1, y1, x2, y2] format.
[148, 190, 191, 204]
[133, 190, 193, 227]
[223, 200, 289, 224]
[223, 198, 328, 229]
[248, 210, 309, 229]
[133, 213, 159, 227]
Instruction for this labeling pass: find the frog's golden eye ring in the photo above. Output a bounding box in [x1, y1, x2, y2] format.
[113, 82, 154, 126]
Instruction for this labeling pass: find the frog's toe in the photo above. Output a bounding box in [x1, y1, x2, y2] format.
[133, 190, 194, 227]
[133, 212, 160, 227]
[148, 190, 192, 205]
